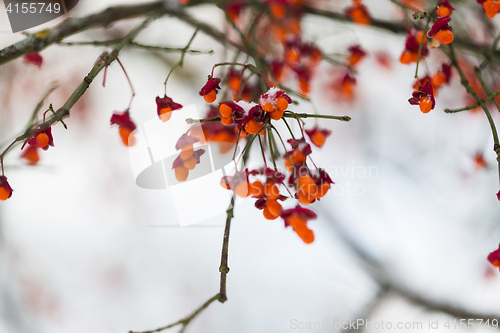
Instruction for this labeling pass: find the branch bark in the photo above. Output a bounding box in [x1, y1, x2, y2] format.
[315, 203, 500, 325]
[0, 1, 164, 65]
[0, 0, 499, 67]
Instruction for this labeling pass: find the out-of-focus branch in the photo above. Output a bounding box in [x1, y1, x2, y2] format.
[443, 44, 500, 194]
[341, 287, 389, 333]
[388, 283, 500, 322]
[316, 203, 500, 325]
[444, 87, 500, 113]
[0, 1, 164, 65]
[131, 294, 221, 333]
[300, 4, 498, 59]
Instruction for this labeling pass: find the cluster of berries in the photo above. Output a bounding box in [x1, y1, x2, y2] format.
[477, 0, 500, 19]
[408, 64, 452, 113]
[223, 0, 323, 96]
[333, 45, 368, 101]
[345, 0, 371, 26]
[156, 68, 335, 244]
[220, 167, 319, 244]
[172, 134, 205, 182]
[403, 1, 456, 114]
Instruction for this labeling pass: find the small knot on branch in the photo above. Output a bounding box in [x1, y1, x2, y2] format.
[412, 12, 427, 19]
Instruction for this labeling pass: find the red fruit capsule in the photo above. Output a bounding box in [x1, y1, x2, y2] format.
[0, 176, 13, 201]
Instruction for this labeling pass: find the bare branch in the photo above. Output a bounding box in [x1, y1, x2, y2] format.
[0, 1, 164, 65]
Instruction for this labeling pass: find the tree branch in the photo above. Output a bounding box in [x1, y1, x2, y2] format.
[0, 1, 164, 65]
[1, 0, 499, 68]
[0, 16, 157, 173]
[131, 195, 236, 333]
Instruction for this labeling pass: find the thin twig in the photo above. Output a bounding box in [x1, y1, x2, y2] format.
[130, 294, 221, 333]
[131, 194, 236, 333]
[444, 88, 500, 113]
[0, 16, 157, 175]
[283, 112, 351, 122]
[414, 15, 431, 79]
[58, 40, 213, 54]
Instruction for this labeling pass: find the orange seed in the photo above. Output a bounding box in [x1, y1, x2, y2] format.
[419, 97, 433, 113]
[433, 29, 454, 45]
[0, 187, 10, 201]
[220, 104, 233, 118]
[203, 89, 217, 103]
[276, 96, 289, 111]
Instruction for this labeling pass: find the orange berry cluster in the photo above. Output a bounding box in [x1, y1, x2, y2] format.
[286, 138, 334, 205]
[221, 168, 288, 220]
[330, 45, 367, 101]
[436, 0, 455, 18]
[221, 0, 322, 97]
[473, 152, 488, 170]
[408, 81, 435, 113]
[264, 0, 303, 43]
[408, 62, 452, 114]
[482, 0, 500, 18]
[427, 16, 454, 46]
[400, 1, 454, 65]
[430, 63, 452, 90]
[218, 132, 334, 243]
[226, 68, 260, 102]
[412, 63, 452, 99]
[488, 245, 500, 270]
[281, 205, 317, 244]
[250, 168, 287, 220]
[220, 170, 250, 197]
[220, 167, 320, 243]
[195, 106, 240, 154]
[266, 0, 303, 20]
[172, 134, 205, 182]
[21, 145, 40, 165]
[227, 69, 242, 98]
[219, 101, 266, 135]
[110, 112, 137, 147]
[305, 127, 331, 148]
[21, 126, 55, 165]
[400, 28, 429, 65]
[0, 176, 13, 201]
[293, 168, 333, 205]
[284, 138, 310, 171]
[199, 77, 222, 104]
[346, 45, 367, 68]
[259, 87, 292, 120]
[214, 85, 292, 135]
[156, 95, 183, 123]
[279, 38, 322, 96]
[27, 127, 54, 151]
[345, 0, 371, 25]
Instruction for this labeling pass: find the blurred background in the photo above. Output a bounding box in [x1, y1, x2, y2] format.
[1, 0, 500, 332]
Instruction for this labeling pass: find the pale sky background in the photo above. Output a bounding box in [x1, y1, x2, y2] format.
[0, 0, 500, 332]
